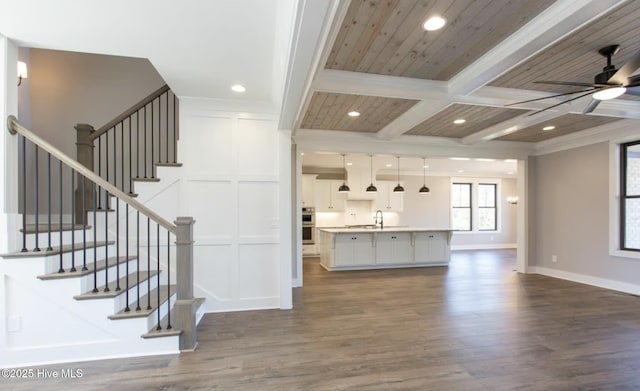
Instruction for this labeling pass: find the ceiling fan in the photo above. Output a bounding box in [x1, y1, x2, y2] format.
[507, 45, 640, 115]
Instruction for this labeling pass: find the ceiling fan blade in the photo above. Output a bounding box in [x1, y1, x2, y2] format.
[505, 88, 595, 106]
[608, 48, 640, 85]
[527, 90, 599, 116]
[582, 99, 601, 114]
[623, 86, 640, 97]
[534, 80, 601, 88]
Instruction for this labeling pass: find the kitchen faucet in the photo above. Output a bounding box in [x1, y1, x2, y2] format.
[374, 210, 384, 230]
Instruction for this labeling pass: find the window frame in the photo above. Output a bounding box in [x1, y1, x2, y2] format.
[451, 182, 472, 231]
[620, 139, 640, 252]
[478, 183, 498, 231]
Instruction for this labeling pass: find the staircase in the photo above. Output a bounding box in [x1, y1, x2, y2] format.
[1, 87, 204, 369]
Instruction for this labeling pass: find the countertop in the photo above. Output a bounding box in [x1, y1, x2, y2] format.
[318, 227, 453, 233]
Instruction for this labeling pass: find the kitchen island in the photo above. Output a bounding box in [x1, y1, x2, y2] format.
[317, 227, 453, 271]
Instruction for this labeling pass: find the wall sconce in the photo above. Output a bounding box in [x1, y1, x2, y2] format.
[507, 196, 518, 205]
[17, 61, 28, 86]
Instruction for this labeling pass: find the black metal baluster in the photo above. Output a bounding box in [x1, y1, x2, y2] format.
[151, 100, 155, 178]
[97, 136, 102, 209]
[136, 211, 141, 311]
[156, 223, 161, 330]
[125, 204, 130, 312]
[58, 160, 63, 273]
[70, 169, 76, 272]
[21, 136, 27, 252]
[92, 182, 98, 292]
[106, 131, 110, 209]
[116, 198, 121, 291]
[104, 189, 110, 293]
[47, 154, 52, 251]
[165, 92, 169, 163]
[121, 122, 125, 191]
[144, 105, 148, 178]
[173, 92, 177, 163]
[82, 175, 87, 271]
[136, 111, 140, 179]
[129, 117, 133, 194]
[147, 216, 151, 310]
[33, 145, 40, 251]
[158, 97, 161, 164]
[113, 126, 117, 190]
[166, 230, 171, 329]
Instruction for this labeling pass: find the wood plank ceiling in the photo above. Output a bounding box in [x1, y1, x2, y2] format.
[298, 0, 640, 144]
[300, 92, 418, 132]
[326, 0, 554, 80]
[491, 1, 640, 97]
[406, 104, 527, 138]
[497, 114, 620, 143]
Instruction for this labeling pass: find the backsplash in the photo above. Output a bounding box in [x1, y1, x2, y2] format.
[315, 200, 400, 227]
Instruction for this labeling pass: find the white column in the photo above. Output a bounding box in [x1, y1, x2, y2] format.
[516, 158, 530, 273]
[279, 129, 293, 309]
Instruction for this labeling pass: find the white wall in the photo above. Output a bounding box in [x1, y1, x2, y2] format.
[28, 48, 165, 156]
[531, 141, 640, 292]
[178, 99, 291, 312]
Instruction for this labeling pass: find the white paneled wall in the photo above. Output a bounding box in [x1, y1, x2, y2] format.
[179, 101, 289, 312]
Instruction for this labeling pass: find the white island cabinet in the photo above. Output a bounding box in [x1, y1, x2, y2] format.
[318, 228, 452, 271]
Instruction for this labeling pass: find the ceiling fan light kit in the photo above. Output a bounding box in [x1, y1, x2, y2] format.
[507, 44, 640, 115]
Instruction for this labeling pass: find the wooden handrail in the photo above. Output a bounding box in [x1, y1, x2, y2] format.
[90, 84, 171, 141]
[7, 115, 177, 234]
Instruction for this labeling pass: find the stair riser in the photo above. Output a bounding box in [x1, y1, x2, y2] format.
[112, 276, 160, 314]
[22, 229, 93, 250]
[145, 292, 177, 331]
[43, 246, 112, 274]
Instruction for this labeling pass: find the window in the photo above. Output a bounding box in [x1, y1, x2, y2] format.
[478, 183, 497, 231]
[451, 183, 472, 231]
[621, 140, 640, 251]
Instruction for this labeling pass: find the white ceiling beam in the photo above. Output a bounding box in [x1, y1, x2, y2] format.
[313, 69, 447, 100]
[374, 0, 627, 141]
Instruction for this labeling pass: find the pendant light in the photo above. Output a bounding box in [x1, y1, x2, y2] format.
[419, 157, 430, 194]
[393, 156, 404, 193]
[338, 154, 350, 193]
[366, 154, 377, 192]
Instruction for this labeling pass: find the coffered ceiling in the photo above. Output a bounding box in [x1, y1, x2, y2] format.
[293, 0, 640, 150]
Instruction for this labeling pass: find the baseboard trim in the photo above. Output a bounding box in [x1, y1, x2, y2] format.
[530, 266, 640, 296]
[451, 243, 516, 251]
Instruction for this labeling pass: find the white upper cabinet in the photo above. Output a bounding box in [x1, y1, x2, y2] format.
[301, 174, 316, 206]
[374, 181, 404, 212]
[315, 180, 346, 212]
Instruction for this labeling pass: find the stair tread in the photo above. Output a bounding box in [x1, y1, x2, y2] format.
[155, 162, 182, 167]
[142, 296, 205, 339]
[37, 255, 137, 280]
[109, 284, 176, 320]
[1, 241, 115, 259]
[74, 269, 160, 300]
[21, 224, 92, 234]
[132, 177, 161, 182]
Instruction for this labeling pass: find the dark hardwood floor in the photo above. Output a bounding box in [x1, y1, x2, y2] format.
[6, 249, 640, 390]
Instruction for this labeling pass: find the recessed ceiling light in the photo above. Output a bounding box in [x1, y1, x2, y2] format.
[542, 126, 556, 131]
[300, 152, 304, 156]
[385, 163, 392, 168]
[423, 165, 429, 169]
[507, 171, 514, 175]
[231, 84, 246, 93]
[457, 170, 464, 173]
[348, 111, 360, 117]
[450, 157, 470, 161]
[423, 16, 446, 31]
[453, 119, 466, 125]
[346, 162, 353, 166]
